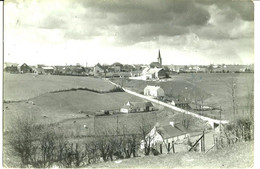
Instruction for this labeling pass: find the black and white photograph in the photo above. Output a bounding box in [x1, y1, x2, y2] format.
[1, 0, 256, 168]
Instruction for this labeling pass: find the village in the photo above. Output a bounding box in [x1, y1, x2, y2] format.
[3, 49, 254, 168]
[4, 50, 254, 77]
[2, 0, 255, 167]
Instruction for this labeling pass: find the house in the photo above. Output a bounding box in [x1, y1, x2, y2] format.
[144, 86, 165, 99]
[142, 67, 167, 80]
[111, 62, 123, 72]
[94, 63, 105, 74]
[18, 63, 32, 73]
[120, 101, 154, 113]
[142, 122, 190, 152]
[32, 68, 44, 75]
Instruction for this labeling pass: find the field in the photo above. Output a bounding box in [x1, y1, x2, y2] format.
[111, 73, 254, 120]
[3, 73, 115, 101]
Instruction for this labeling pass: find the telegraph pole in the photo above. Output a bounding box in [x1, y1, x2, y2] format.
[116, 115, 119, 136]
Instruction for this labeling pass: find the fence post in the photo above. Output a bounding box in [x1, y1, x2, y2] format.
[201, 130, 205, 152]
[160, 144, 162, 154]
[167, 143, 170, 153]
[172, 141, 175, 153]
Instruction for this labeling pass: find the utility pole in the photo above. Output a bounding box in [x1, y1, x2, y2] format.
[219, 106, 222, 133]
[116, 115, 119, 136]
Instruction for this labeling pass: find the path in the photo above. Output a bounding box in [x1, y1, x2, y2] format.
[107, 80, 229, 127]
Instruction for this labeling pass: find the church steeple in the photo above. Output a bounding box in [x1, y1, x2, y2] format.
[158, 49, 162, 65]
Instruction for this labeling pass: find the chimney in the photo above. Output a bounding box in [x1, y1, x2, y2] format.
[169, 121, 174, 127]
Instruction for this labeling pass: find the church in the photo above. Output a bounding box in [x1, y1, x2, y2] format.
[150, 50, 162, 68]
[141, 50, 167, 80]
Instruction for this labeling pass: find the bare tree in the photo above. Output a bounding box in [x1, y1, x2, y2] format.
[138, 116, 155, 156]
[7, 114, 42, 167]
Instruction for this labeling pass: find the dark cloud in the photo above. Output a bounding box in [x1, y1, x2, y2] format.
[79, 0, 210, 26]
[196, 0, 253, 21]
[6, 0, 253, 46]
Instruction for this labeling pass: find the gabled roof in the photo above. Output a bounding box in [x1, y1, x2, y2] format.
[95, 63, 105, 70]
[147, 68, 163, 74]
[157, 123, 188, 139]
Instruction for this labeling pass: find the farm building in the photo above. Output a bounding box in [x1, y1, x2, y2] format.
[32, 68, 44, 75]
[144, 86, 165, 99]
[120, 101, 154, 113]
[171, 100, 191, 109]
[18, 63, 32, 73]
[142, 122, 190, 152]
[42, 67, 54, 74]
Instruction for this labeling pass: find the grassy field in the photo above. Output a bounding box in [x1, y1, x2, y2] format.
[3, 73, 115, 101]
[3, 90, 145, 130]
[91, 141, 254, 168]
[112, 73, 254, 120]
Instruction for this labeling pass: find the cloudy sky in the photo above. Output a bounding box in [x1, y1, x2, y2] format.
[4, 0, 254, 66]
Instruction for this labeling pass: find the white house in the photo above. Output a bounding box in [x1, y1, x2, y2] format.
[144, 86, 165, 99]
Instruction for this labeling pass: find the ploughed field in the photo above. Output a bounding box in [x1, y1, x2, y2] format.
[111, 73, 254, 120]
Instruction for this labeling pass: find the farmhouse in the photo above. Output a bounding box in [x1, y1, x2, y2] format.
[144, 122, 190, 152]
[120, 101, 154, 113]
[144, 86, 165, 99]
[18, 63, 32, 73]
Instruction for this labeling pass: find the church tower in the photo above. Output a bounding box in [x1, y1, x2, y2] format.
[158, 49, 162, 65]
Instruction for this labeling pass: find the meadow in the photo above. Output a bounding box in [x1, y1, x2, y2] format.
[111, 73, 254, 120]
[3, 73, 115, 101]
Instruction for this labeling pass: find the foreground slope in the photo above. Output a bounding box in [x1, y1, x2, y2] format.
[92, 141, 253, 168]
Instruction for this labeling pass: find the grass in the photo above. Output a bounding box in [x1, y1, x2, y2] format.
[3, 73, 115, 101]
[111, 73, 254, 120]
[3, 90, 144, 130]
[91, 141, 254, 168]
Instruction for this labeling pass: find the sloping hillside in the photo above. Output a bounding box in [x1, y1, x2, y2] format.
[4, 73, 115, 101]
[91, 141, 253, 168]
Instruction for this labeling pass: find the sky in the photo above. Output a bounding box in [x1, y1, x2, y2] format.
[4, 0, 254, 66]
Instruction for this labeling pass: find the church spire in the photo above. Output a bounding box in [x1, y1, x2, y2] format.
[158, 49, 162, 65]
